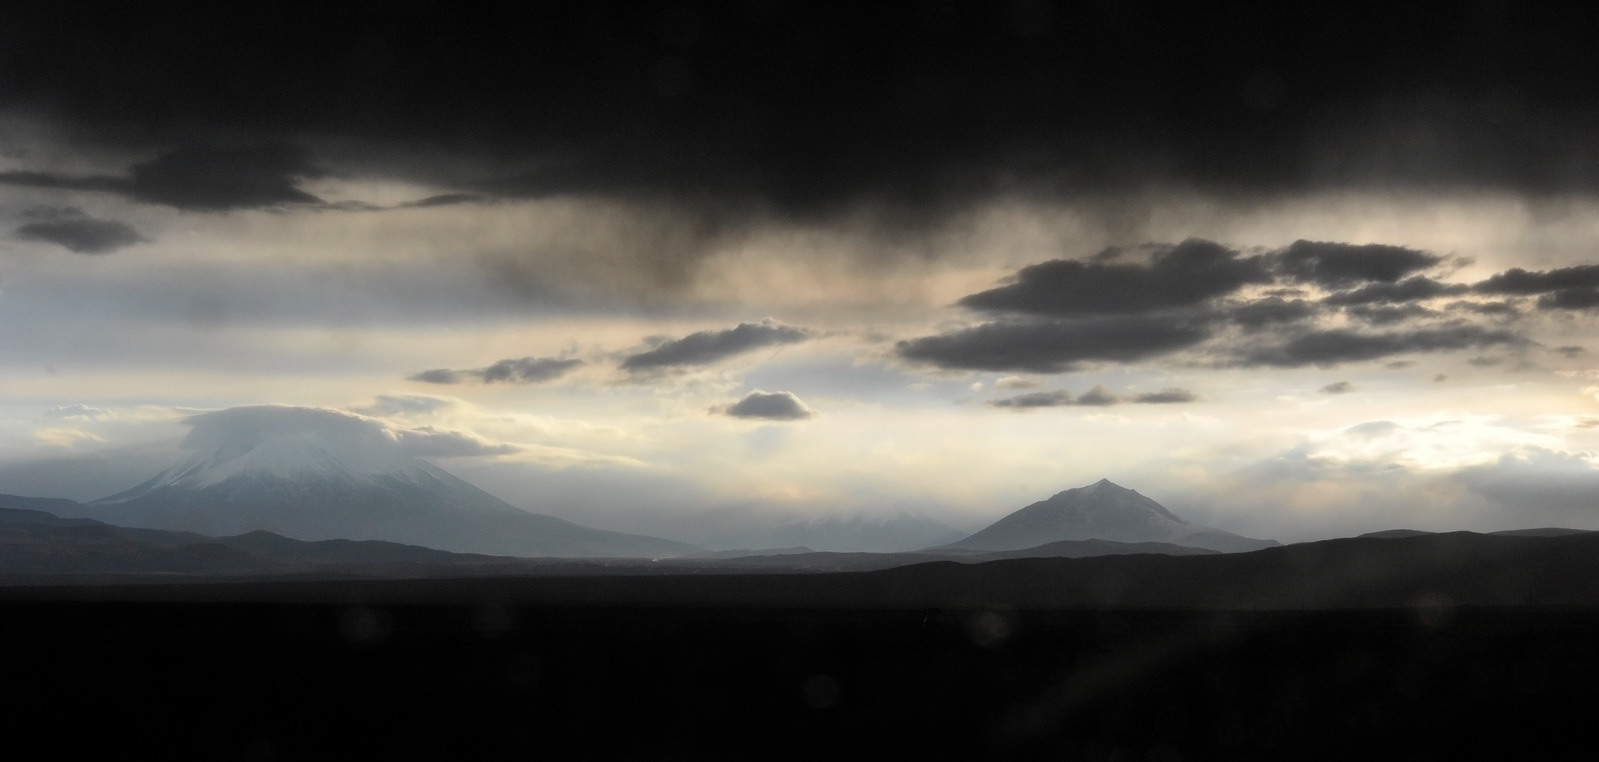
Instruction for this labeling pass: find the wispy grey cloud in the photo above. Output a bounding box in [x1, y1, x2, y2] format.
[1239, 326, 1524, 368]
[990, 385, 1197, 408]
[409, 357, 582, 385]
[622, 320, 807, 371]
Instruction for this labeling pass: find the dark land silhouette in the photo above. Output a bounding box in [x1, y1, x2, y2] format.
[5, 488, 1599, 757]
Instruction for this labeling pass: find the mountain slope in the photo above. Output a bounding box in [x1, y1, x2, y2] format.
[944, 479, 1277, 553]
[47, 439, 696, 558]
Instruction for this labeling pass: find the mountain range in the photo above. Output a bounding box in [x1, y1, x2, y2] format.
[38, 436, 696, 558]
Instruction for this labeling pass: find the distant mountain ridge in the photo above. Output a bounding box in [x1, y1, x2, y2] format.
[943, 479, 1278, 553]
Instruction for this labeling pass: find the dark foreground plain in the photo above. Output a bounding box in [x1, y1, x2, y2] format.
[5, 576, 1599, 759]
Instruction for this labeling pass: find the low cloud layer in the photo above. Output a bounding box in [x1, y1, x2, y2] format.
[181, 405, 517, 463]
[1238, 326, 1524, 368]
[722, 391, 814, 421]
[410, 357, 582, 385]
[623, 320, 807, 371]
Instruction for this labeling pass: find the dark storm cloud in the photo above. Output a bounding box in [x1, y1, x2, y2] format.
[723, 391, 813, 421]
[1322, 277, 1468, 306]
[1538, 289, 1599, 311]
[1344, 304, 1439, 326]
[622, 320, 807, 371]
[409, 357, 582, 385]
[398, 193, 487, 208]
[1229, 297, 1317, 330]
[1320, 381, 1356, 395]
[3, 4, 1598, 217]
[897, 316, 1212, 373]
[1448, 300, 1520, 317]
[13, 208, 146, 253]
[958, 239, 1271, 317]
[1276, 241, 1443, 289]
[989, 385, 1196, 408]
[1238, 326, 1524, 368]
[0, 144, 325, 211]
[1473, 266, 1599, 295]
[1470, 265, 1599, 312]
[1554, 346, 1586, 357]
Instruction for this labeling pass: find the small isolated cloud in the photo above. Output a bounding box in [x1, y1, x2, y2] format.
[1277, 240, 1443, 288]
[181, 405, 517, 462]
[721, 390, 814, 421]
[14, 207, 146, 254]
[1134, 388, 1198, 404]
[1554, 346, 1586, 358]
[622, 319, 807, 371]
[1320, 381, 1356, 395]
[990, 385, 1196, 408]
[409, 369, 464, 384]
[409, 356, 582, 385]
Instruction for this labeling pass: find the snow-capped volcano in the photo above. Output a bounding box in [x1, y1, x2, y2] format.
[65, 406, 697, 558]
[110, 435, 418, 493]
[943, 479, 1277, 553]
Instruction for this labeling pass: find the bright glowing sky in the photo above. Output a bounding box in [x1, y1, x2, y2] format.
[4, 4, 1599, 545]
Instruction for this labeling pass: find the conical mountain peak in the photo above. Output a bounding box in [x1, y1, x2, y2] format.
[945, 480, 1278, 553]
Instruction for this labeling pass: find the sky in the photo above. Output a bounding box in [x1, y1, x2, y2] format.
[4, 2, 1599, 545]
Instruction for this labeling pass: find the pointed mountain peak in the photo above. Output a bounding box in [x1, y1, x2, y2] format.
[943, 479, 1275, 554]
[1056, 478, 1129, 499]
